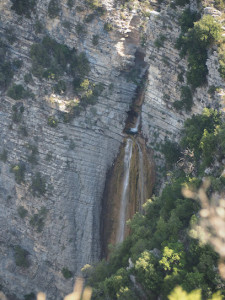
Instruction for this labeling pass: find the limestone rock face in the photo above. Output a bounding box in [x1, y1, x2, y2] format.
[0, 0, 224, 299]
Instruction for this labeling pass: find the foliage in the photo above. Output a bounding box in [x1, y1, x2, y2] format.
[0, 149, 8, 163]
[173, 86, 193, 111]
[161, 140, 181, 168]
[30, 36, 90, 80]
[24, 293, 36, 300]
[67, 0, 74, 8]
[14, 245, 29, 267]
[30, 207, 47, 232]
[31, 172, 46, 196]
[17, 206, 28, 218]
[176, 15, 222, 88]
[48, 0, 60, 18]
[218, 44, 225, 79]
[154, 34, 166, 49]
[48, 116, 58, 127]
[10, 0, 36, 18]
[53, 80, 66, 94]
[11, 162, 26, 184]
[181, 108, 222, 163]
[92, 35, 99, 46]
[12, 104, 24, 123]
[62, 267, 73, 279]
[104, 23, 113, 32]
[8, 84, 30, 100]
[0, 40, 14, 89]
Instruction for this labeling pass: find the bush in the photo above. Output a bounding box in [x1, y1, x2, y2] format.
[11, 162, 26, 184]
[12, 104, 24, 123]
[30, 207, 47, 232]
[30, 36, 90, 80]
[62, 267, 73, 279]
[24, 293, 36, 300]
[53, 80, 66, 94]
[104, 23, 113, 32]
[176, 15, 222, 89]
[67, 0, 74, 8]
[27, 144, 38, 164]
[154, 34, 166, 49]
[31, 172, 46, 196]
[0, 40, 14, 89]
[18, 206, 28, 218]
[48, 116, 58, 127]
[14, 245, 29, 267]
[34, 20, 44, 34]
[161, 140, 181, 167]
[48, 0, 60, 18]
[0, 149, 8, 162]
[10, 0, 36, 18]
[7, 84, 29, 100]
[92, 35, 99, 46]
[75, 23, 86, 36]
[175, 86, 193, 112]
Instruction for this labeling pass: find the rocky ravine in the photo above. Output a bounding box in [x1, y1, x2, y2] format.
[0, 0, 224, 299]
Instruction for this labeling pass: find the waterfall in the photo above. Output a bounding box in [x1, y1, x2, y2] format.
[101, 71, 155, 256]
[116, 138, 133, 244]
[137, 142, 144, 213]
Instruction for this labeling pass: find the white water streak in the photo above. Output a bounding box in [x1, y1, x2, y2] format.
[137, 142, 144, 213]
[116, 139, 133, 244]
[129, 115, 140, 134]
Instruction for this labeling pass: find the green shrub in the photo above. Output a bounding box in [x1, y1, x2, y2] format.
[13, 59, 23, 70]
[85, 13, 95, 23]
[75, 23, 86, 36]
[48, 116, 58, 127]
[30, 36, 90, 80]
[0, 40, 14, 89]
[11, 162, 26, 184]
[7, 84, 29, 100]
[86, 0, 102, 10]
[53, 80, 66, 94]
[12, 104, 24, 123]
[179, 86, 193, 111]
[176, 15, 222, 89]
[45, 152, 53, 161]
[178, 9, 200, 33]
[24, 293, 36, 300]
[218, 44, 225, 79]
[104, 23, 113, 32]
[67, 0, 74, 8]
[34, 20, 44, 34]
[31, 172, 46, 196]
[0, 149, 8, 162]
[24, 73, 33, 84]
[92, 34, 99, 46]
[27, 144, 38, 164]
[48, 0, 60, 18]
[10, 0, 36, 18]
[154, 34, 166, 49]
[14, 245, 29, 267]
[30, 207, 47, 232]
[18, 206, 28, 218]
[161, 140, 181, 167]
[62, 267, 73, 279]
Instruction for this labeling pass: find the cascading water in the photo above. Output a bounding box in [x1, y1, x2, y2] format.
[101, 71, 155, 257]
[116, 138, 133, 244]
[137, 142, 144, 213]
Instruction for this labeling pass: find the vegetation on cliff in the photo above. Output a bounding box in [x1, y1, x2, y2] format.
[84, 109, 225, 299]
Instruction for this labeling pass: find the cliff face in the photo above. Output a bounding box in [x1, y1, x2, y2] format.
[0, 0, 224, 299]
